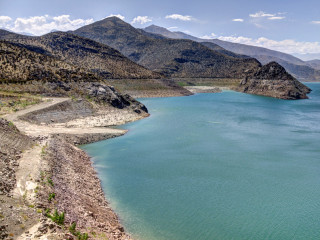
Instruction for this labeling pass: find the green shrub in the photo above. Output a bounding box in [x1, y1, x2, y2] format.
[41, 145, 47, 156]
[69, 222, 89, 240]
[69, 222, 76, 234]
[48, 193, 55, 202]
[46, 209, 65, 225]
[47, 177, 54, 186]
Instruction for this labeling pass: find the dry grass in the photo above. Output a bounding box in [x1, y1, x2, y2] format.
[0, 91, 42, 115]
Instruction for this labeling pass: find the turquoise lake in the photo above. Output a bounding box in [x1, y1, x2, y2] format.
[81, 83, 320, 240]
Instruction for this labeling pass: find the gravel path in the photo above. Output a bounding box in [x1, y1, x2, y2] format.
[3, 97, 127, 138]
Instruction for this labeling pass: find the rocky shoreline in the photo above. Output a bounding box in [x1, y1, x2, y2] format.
[0, 94, 149, 240]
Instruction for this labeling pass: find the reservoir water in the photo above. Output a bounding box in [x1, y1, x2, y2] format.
[81, 83, 320, 240]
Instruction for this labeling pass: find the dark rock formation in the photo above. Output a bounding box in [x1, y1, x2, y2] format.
[85, 83, 148, 113]
[237, 62, 311, 99]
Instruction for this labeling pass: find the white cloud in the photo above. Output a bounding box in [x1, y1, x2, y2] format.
[311, 21, 320, 24]
[165, 14, 194, 21]
[249, 11, 285, 21]
[250, 11, 274, 18]
[217, 35, 320, 54]
[232, 18, 244, 22]
[0, 16, 12, 26]
[167, 26, 178, 30]
[268, 16, 285, 20]
[182, 30, 192, 34]
[0, 15, 93, 35]
[200, 33, 217, 39]
[106, 14, 125, 20]
[131, 16, 152, 25]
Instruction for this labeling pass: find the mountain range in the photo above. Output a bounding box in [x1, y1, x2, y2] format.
[0, 29, 161, 80]
[72, 17, 262, 79]
[143, 25, 320, 82]
[0, 17, 312, 99]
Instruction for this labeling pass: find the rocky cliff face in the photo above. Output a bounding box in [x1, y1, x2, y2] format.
[237, 62, 311, 99]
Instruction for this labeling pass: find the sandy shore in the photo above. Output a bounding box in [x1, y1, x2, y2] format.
[184, 86, 230, 93]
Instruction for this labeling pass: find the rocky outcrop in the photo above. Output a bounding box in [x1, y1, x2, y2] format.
[85, 83, 148, 113]
[2, 81, 149, 125]
[237, 62, 311, 99]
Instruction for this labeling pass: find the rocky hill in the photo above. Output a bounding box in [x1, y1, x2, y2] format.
[237, 62, 311, 99]
[252, 55, 320, 81]
[0, 29, 162, 79]
[0, 41, 150, 115]
[73, 17, 262, 78]
[143, 25, 320, 82]
[307, 59, 320, 70]
[200, 42, 251, 59]
[0, 40, 101, 83]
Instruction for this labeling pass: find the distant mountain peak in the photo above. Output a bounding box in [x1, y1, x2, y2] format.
[145, 24, 167, 30]
[143, 24, 320, 81]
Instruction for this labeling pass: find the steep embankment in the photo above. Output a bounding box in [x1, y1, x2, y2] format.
[0, 118, 40, 239]
[237, 62, 311, 99]
[0, 118, 33, 195]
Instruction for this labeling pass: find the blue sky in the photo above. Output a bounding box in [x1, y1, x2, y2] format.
[1, 0, 320, 59]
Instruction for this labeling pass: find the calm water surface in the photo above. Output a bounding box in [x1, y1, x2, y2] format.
[81, 83, 320, 240]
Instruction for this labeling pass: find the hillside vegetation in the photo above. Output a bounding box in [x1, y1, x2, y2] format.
[0, 30, 162, 80]
[0, 40, 101, 83]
